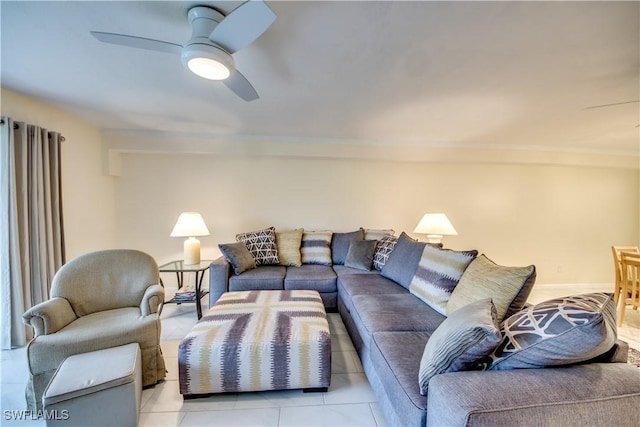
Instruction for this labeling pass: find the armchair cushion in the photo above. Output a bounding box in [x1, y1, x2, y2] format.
[22, 297, 77, 336]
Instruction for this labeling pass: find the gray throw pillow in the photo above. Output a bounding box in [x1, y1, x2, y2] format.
[418, 298, 501, 395]
[380, 232, 425, 288]
[344, 240, 377, 271]
[218, 242, 257, 275]
[488, 293, 617, 370]
[331, 230, 364, 265]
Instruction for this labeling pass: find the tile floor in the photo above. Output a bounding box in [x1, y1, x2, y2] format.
[1, 283, 638, 427]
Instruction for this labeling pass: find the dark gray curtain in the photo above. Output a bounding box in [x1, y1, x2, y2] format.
[1, 116, 65, 349]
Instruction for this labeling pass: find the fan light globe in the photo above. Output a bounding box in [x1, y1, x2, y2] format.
[181, 43, 234, 81]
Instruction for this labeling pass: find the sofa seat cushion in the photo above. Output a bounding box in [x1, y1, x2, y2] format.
[370, 331, 431, 427]
[333, 265, 381, 277]
[351, 294, 445, 349]
[228, 266, 286, 291]
[338, 274, 407, 314]
[284, 265, 337, 293]
[26, 307, 158, 375]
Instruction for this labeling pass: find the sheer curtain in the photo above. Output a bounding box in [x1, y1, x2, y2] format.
[1, 116, 65, 349]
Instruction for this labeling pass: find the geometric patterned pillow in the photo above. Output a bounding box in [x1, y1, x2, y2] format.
[301, 231, 333, 265]
[236, 226, 279, 266]
[488, 293, 617, 370]
[373, 235, 399, 271]
[409, 245, 478, 315]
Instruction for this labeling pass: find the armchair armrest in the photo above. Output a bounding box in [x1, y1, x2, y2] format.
[22, 297, 77, 336]
[141, 283, 164, 316]
[427, 362, 640, 426]
[209, 256, 231, 307]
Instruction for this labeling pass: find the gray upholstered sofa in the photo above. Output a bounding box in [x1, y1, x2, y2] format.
[209, 228, 640, 427]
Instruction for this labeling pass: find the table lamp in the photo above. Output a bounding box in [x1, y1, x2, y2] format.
[170, 212, 210, 265]
[413, 213, 458, 244]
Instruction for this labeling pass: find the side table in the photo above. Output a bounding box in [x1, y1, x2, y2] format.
[158, 260, 212, 319]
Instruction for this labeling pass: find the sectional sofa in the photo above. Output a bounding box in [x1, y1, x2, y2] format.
[209, 227, 640, 427]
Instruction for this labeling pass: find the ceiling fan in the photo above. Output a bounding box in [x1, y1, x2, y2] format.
[90, 0, 276, 101]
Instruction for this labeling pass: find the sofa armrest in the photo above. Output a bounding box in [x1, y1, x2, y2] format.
[140, 283, 164, 316]
[22, 297, 77, 336]
[209, 256, 231, 307]
[426, 363, 640, 427]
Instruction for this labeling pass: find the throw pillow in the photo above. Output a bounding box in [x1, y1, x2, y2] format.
[301, 231, 333, 265]
[418, 299, 501, 395]
[363, 228, 395, 241]
[488, 293, 617, 371]
[446, 254, 536, 321]
[236, 226, 279, 266]
[218, 242, 257, 275]
[276, 229, 303, 267]
[380, 232, 425, 288]
[373, 235, 399, 271]
[331, 230, 364, 265]
[408, 245, 478, 315]
[344, 240, 377, 271]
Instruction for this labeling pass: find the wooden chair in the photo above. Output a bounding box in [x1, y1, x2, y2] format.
[617, 251, 640, 326]
[611, 245, 640, 305]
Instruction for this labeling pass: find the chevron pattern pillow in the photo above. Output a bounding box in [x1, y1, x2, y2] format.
[409, 245, 478, 315]
[236, 226, 279, 266]
[301, 231, 333, 265]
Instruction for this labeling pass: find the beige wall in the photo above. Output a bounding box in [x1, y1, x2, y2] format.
[114, 152, 639, 285]
[3, 90, 638, 287]
[1, 89, 117, 259]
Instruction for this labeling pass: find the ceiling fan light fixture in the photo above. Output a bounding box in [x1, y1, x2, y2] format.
[182, 43, 235, 80]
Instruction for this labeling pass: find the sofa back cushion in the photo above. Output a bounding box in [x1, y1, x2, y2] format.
[408, 245, 478, 315]
[331, 229, 364, 265]
[380, 232, 425, 288]
[301, 231, 333, 265]
[446, 254, 536, 321]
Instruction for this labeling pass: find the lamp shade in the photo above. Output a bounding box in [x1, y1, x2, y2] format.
[170, 212, 210, 237]
[413, 213, 457, 243]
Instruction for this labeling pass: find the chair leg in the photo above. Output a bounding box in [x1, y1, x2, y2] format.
[617, 299, 626, 326]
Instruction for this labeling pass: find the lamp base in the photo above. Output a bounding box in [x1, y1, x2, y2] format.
[426, 234, 443, 244]
[183, 237, 201, 265]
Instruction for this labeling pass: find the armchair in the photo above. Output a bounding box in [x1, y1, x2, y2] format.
[22, 249, 166, 411]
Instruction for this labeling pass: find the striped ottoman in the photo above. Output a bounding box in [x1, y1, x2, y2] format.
[178, 290, 331, 396]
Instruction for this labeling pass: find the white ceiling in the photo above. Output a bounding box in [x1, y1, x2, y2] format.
[2, 1, 639, 155]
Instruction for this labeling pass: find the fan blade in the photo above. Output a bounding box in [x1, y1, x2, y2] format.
[209, 0, 276, 53]
[224, 70, 259, 101]
[91, 31, 182, 55]
[584, 100, 640, 110]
